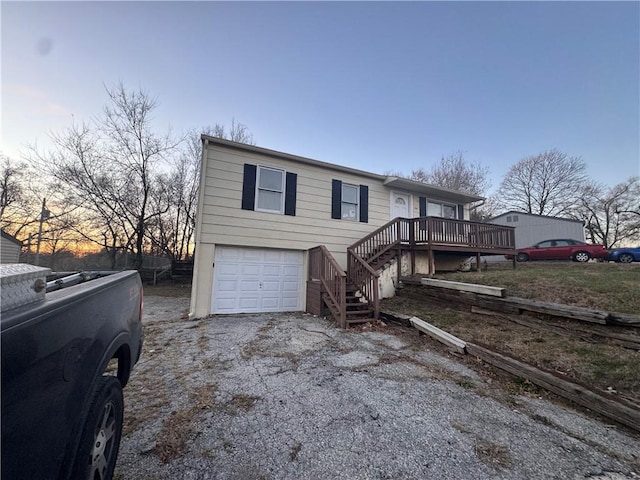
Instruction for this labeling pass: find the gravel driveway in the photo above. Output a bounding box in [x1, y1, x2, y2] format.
[115, 295, 639, 479]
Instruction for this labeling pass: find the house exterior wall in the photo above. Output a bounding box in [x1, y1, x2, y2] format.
[196, 143, 388, 264]
[190, 139, 481, 319]
[489, 212, 585, 249]
[1, 232, 22, 264]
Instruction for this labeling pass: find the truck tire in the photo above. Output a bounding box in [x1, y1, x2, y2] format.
[71, 376, 124, 480]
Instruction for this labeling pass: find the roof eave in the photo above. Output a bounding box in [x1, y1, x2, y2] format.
[202, 136, 385, 181]
[383, 177, 485, 204]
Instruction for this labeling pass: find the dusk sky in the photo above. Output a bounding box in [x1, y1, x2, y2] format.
[2, 1, 639, 195]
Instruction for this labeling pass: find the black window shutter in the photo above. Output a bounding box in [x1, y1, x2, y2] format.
[458, 204, 464, 220]
[419, 197, 427, 231]
[331, 179, 342, 219]
[241, 164, 257, 210]
[284, 172, 297, 216]
[359, 185, 368, 223]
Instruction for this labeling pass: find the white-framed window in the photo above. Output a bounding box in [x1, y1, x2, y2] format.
[427, 201, 458, 219]
[255, 166, 285, 214]
[341, 183, 359, 221]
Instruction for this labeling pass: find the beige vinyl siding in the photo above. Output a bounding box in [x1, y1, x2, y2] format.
[1, 236, 21, 264]
[198, 145, 390, 263]
[190, 144, 391, 318]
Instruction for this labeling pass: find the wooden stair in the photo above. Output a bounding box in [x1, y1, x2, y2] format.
[367, 248, 396, 271]
[344, 282, 375, 325]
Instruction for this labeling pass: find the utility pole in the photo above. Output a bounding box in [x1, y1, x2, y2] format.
[34, 198, 50, 266]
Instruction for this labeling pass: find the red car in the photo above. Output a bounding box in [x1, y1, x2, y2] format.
[506, 239, 608, 263]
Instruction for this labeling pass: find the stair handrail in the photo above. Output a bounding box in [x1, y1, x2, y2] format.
[308, 245, 347, 328]
[346, 248, 380, 278]
[348, 217, 408, 264]
[347, 248, 380, 320]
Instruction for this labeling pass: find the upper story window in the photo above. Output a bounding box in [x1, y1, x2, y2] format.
[331, 179, 368, 223]
[256, 166, 284, 213]
[242, 163, 297, 216]
[341, 183, 359, 221]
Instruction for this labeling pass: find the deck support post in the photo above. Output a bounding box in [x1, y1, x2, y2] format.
[428, 248, 435, 275]
[409, 219, 416, 275]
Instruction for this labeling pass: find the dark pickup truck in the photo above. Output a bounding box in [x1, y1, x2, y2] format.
[1, 264, 144, 480]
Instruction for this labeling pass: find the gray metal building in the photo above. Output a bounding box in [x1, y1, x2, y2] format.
[489, 211, 585, 249]
[481, 211, 585, 263]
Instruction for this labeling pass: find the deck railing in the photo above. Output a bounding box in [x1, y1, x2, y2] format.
[411, 217, 516, 249]
[308, 245, 346, 328]
[313, 217, 515, 327]
[346, 248, 380, 319]
[350, 217, 515, 256]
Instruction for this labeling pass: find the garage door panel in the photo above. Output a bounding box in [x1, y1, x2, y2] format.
[263, 250, 284, 262]
[261, 281, 280, 292]
[218, 247, 242, 261]
[281, 298, 299, 309]
[240, 264, 261, 276]
[282, 265, 300, 276]
[214, 299, 237, 312]
[239, 297, 259, 309]
[282, 281, 299, 292]
[217, 280, 238, 292]
[240, 280, 260, 291]
[217, 263, 239, 275]
[262, 264, 281, 276]
[212, 247, 303, 314]
[261, 296, 280, 309]
[241, 249, 263, 261]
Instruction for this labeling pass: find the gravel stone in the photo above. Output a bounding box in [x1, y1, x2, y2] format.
[115, 296, 640, 479]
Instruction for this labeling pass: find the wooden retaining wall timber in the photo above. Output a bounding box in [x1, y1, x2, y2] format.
[382, 310, 640, 432]
[471, 307, 640, 351]
[466, 343, 640, 432]
[401, 278, 640, 326]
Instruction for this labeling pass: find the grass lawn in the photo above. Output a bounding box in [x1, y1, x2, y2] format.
[435, 261, 640, 315]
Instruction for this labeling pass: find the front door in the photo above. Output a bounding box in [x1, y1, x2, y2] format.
[391, 192, 411, 219]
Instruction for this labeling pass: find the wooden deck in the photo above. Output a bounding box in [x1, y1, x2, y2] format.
[308, 217, 516, 328]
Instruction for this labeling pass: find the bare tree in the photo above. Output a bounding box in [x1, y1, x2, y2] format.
[0, 154, 22, 219]
[575, 177, 640, 248]
[496, 149, 588, 217]
[148, 123, 255, 261]
[0, 154, 43, 238]
[32, 122, 129, 268]
[26, 83, 255, 268]
[209, 118, 255, 145]
[406, 152, 491, 220]
[411, 151, 490, 197]
[101, 82, 180, 269]
[31, 83, 179, 269]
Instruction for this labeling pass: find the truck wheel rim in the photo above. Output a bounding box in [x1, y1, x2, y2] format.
[90, 402, 116, 480]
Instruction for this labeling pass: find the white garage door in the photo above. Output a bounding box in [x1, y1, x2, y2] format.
[212, 246, 303, 314]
